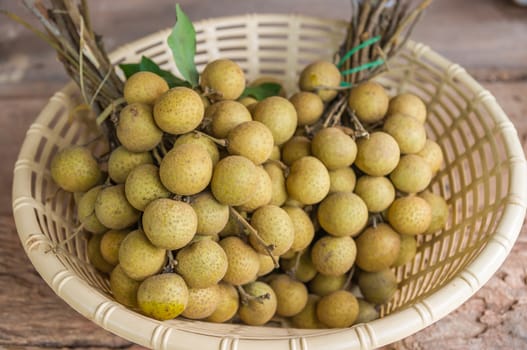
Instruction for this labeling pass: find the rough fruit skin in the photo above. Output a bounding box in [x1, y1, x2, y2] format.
[311, 235, 357, 276]
[252, 96, 298, 145]
[181, 285, 220, 319]
[87, 234, 114, 274]
[388, 92, 427, 123]
[417, 139, 444, 174]
[355, 223, 401, 272]
[249, 205, 295, 256]
[107, 146, 153, 184]
[159, 143, 213, 196]
[51, 146, 101, 193]
[264, 162, 288, 206]
[308, 273, 347, 297]
[286, 156, 330, 205]
[200, 58, 246, 100]
[190, 192, 229, 236]
[211, 155, 257, 206]
[237, 166, 273, 213]
[153, 87, 204, 135]
[299, 60, 341, 102]
[174, 132, 220, 166]
[117, 103, 163, 152]
[77, 185, 107, 234]
[387, 196, 432, 235]
[281, 136, 312, 166]
[94, 185, 140, 230]
[419, 190, 449, 234]
[137, 273, 189, 321]
[124, 164, 170, 211]
[227, 120, 274, 165]
[393, 234, 417, 267]
[205, 282, 239, 323]
[100, 229, 129, 266]
[219, 236, 260, 286]
[390, 154, 433, 194]
[354, 176, 395, 213]
[123, 71, 169, 105]
[358, 269, 398, 304]
[280, 249, 317, 283]
[207, 100, 252, 139]
[176, 238, 228, 289]
[317, 192, 368, 237]
[328, 167, 356, 193]
[142, 198, 197, 250]
[270, 274, 309, 317]
[383, 113, 427, 154]
[355, 131, 400, 176]
[356, 298, 380, 323]
[118, 229, 166, 281]
[348, 81, 389, 124]
[110, 264, 140, 308]
[283, 206, 315, 252]
[289, 91, 324, 126]
[311, 127, 357, 170]
[238, 281, 277, 326]
[316, 290, 359, 328]
[257, 253, 276, 277]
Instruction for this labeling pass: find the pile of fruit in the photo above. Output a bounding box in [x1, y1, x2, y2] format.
[50, 53, 449, 328]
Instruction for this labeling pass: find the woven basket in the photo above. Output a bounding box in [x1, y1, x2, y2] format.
[12, 14, 527, 350]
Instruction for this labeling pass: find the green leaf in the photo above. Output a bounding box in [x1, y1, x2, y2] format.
[240, 83, 282, 100]
[167, 4, 199, 87]
[118, 56, 190, 88]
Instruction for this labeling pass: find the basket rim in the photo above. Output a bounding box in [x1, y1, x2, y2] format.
[12, 13, 527, 350]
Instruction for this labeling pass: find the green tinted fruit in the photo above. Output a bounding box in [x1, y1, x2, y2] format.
[316, 290, 359, 328]
[137, 273, 189, 320]
[94, 185, 140, 230]
[308, 273, 347, 297]
[190, 192, 229, 236]
[107, 146, 153, 184]
[328, 167, 356, 194]
[123, 71, 169, 105]
[355, 132, 400, 176]
[238, 281, 277, 326]
[270, 274, 308, 317]
[174, 132, 220, 166]
[154, 87, 204, 134]
[227, 121, 274, 165]
[207, 100, 252, 138]
[354, 176, 395, 213]
[219, 236, 260, 286]
[358, 269, 398, 304]
[200, 59, 246, 100]
[100, 229, 129, 265]
[317, 192, 368, 237]
[383, 113, 427, 154]
[77, 185, 107, 234]
[281, 136, 311, 166]
[181, 285, 220, 320]
[205, 282, 239, 323]
[286, 156, 330, 205]
[118, 229, 166, 281]
[311, 235, 357, 276]
[348, 81, 389, 124]
[211, 155, 257, 206]
[387, 196, 432, 235]
[51, 146, 101, 193]
[355, 223, 401, 272]
[390, 154, 433, 194]
[289, 91, 324, 126]
[299, 60, 341, 102]
[124, 164, 170, 211]
[117, 103, 163, 152]
[311, 127, 357, 170]
[252, 96, 298, 145]
[110, 264, 141, 308]
[388, 92, 427, 124]
[87, 234, 114, 274]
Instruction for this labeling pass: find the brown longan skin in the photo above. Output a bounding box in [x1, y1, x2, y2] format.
[286, 156, 330, 205]
[264, 162, 288, 207]
[100, 229, 129, 266]
[237, 166, 273, 213]
[390, 154, 433, 194]
[387, 196, 432, 235]
[383, 113, 427, 154]
[317, 192, 368, 237]
[207, 100, 252, 139]
[270, 274, 309, 317]
[328, 167, 356, 194]
[227, 121, 274, 165]
[87, 234, 114, 274]
[354, 176, 396, 213]
[51, 146, 102, 193]
[290, 294, 327, 329]
[174, 132, 220, 166]
[123, 71, 169, 105]
[205, 282, 239, 323]
[316, 290, 359, 328]
[117, 103, 163, 152]
[200, 59, 246, 101]
[219, 236, 260, 286]
[355, 223, 401, 272]
[181, 285, 220, 320]
[311, 235, 357, 276]
[311, 127, 357, 170]
[358, 269, 398, 305]
[190, 192, 230, 236]
[281, 136, 312, 166]
[153, 87, 204, 135]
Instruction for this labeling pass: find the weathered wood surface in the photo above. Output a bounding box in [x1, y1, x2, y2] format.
[0, 0, 526, 349]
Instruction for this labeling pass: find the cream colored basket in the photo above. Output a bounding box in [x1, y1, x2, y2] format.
[12, 14, 527, 350]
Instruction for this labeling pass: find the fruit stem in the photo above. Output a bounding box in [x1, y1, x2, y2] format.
[323, 94, 348, 128]
[264, 159, 288, 171]
[152, 147, 163, 165]
[236, 285, 270, 305]
[342, 266, 355, 291]
[286, 250, 304, 280]
[229, 207, 279, 268]
[193, 130, 227, 147]
[164, 250, 177, 273]
[347, 107, 370, 139]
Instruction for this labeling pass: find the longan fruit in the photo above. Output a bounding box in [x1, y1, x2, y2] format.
[123, 71, 169, 105]
[393, 234, 417, 267]
[281, 136, 312, 166]
[348, 81, 389, 124]
[190, 192, 229, 236]
[174, 132, 220, 166]
[249, 205, 295, 256]
[205, 282, 239, 323]
[263, 162, 288, 206]
[299, 60, 341, 102]
[118, 229, 166, 281]
[417, 139, 444, 174]
[159, 143, 213, 196]
[355, 223, 401, 272]
[227, 120, 274, 164]
[317, 192, 368, 237]
[280, 249, 317, 283]
[142, 198, 197, 250]
[94, 184, 140, 230]
[383, 113, 427, 154]
[270, 274, 308, 317]
[290, 294, 326, 329]
[100, 229, 129, 265]
[328, 167, 356, 193]
[257, 253, 277, 277]
[308, 273, 347, 297]
[107, 146, 153, 184]
[390, 154, 433, 194]
[419, 190, 449, 234]
[387, 196, 432, 235]
[252, 96, 298, 145]
[237, 165, 273, 213]
[283, 206, 315, 252]
[311, 235, 357, 276]
[117, 103, 163, 152]
[181, 285, 220, 320]
[316, 290, 359, 328]
[388, 92, 427, 123]
[176, 238, 228, 289]
[87, 234, 114, 274]
[219, 236, 260, 286]
[289, 91, 324, 126]
[137, 273, 189, 320]
[110, 264, 140, 308]
[200, 58, 246, 100]
[238, 281, 277, 326]
[51, 146, 101, 193]
[124, 163, 170, 211]
[153, 87, 204, 135]
[211, 155, 257, 206]
[77, 185, 107, 234]
[354, 176, 395, 213]
[358, 269, 398, 304]
[207, 100, 252, 139]
[355, 132, 400, 176]
[286, 156, 330, 205]
[311, 127, 357, 170]
[355, 298, 380, 324]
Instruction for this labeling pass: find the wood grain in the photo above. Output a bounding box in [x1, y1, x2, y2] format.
[1, 0, 526, 349]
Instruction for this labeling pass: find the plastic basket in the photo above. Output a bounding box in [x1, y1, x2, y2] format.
[12, 14, 527, 350]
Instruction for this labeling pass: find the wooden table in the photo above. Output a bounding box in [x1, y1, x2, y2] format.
[1, 1, 526, 349]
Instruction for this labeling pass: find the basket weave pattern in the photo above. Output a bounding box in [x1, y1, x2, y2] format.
[12, 14, 527, 350]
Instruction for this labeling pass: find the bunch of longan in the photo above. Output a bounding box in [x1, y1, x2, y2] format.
[50, 57, 449, 328]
